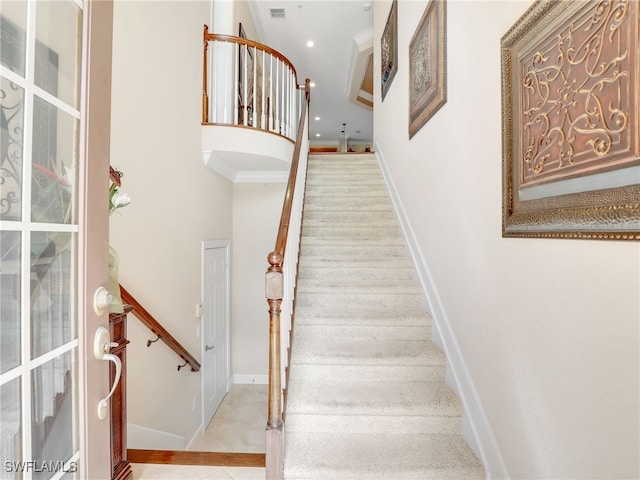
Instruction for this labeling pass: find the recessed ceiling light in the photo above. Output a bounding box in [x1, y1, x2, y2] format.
[306, 40, 314, 48]
[315, 116, 320, 121]
[315, 133, 321, 137]
[310, 82, 316, 87]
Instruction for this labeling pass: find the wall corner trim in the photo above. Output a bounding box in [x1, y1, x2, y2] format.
[374, 143, 509, 479]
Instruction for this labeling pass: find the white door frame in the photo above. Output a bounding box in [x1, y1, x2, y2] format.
[201, 239, 231, 430]
[79, 1, 115, 477]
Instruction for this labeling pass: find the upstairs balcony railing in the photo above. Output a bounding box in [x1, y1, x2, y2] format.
[202, 26, 302, 142]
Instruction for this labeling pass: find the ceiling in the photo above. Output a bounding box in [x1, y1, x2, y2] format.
[248, 0, 374, 146]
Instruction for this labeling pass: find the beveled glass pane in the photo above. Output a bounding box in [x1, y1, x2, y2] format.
[35, 1, 82, 109]
[0, 4, 27, 77]
[0, 377, 22, 480]
[0, 76, 24, 221]
[0, 231, 21, 374]
[30, 97, 77, 224]
[31, 350, 77, 480]
[31, 232, 73, 359]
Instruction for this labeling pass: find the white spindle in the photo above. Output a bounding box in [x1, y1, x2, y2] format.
[284, 67, 288, 137]
[261, 49, 266, 129]
[288, 68, 291, 136]
[222, 43, 228, 123]
[279, 62, 286, 135]
[232, 42, 237, 124]
[243, 45, 248, 126]
[276, 59, 281, 133]
[212, 42, 217, 123]
[289, 70, 295, 138]
[252, 46, 257, 127]
[269, 54, 273, 131]
[260, 50, 266, 130]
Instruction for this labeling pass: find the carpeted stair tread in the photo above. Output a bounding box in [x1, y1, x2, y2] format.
[294, 306, 432, 327]
[284, 412, 462, 435]
[286, 378, 463, 417]
[292, 324, 431, 342]
[290, 335, 445, 366]
[298, 244, 408, 258]
[298, 256, 413, 269]
[303, 209, 397, 223]
[297, 265, 415, 282]
[283, 153, 483, 479]
[286, 363, 445, 383]
[296, 281, 422, 295]
[306, 174, 385, 186]
[304, 185, 389, 196]
[304, 198, 394, 211]
[300, 236, 405, 248]
[302, 226, 402, 242]
[283, 431, 484, 480]
[295, 292, 423, 309]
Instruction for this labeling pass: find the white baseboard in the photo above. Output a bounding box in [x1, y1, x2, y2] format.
[374, 143, 509, 480]
[233, 374, 268, 385]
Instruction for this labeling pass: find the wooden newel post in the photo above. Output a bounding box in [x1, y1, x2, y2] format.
[304, 78, 311, 102]
[265, 251, 283, 479]
[202, 24, 209, 124]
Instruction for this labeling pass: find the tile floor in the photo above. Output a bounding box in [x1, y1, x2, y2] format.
[132, 384, 267, 479]
[188, 384, 268, 453]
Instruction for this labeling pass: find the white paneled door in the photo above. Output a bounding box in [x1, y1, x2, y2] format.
[202, 241, 230, 429]
[0, 1, 113, 479]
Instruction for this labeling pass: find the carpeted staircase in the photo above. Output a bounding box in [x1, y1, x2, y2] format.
[283, 153, 484, 479]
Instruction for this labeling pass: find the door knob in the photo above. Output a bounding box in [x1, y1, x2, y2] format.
[205, 345, 215, 351]
[93, 286, 113, 316]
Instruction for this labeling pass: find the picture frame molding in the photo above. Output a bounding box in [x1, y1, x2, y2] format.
[408, 0, 446, 139]
[381, 0, 398, 101]
[501, 0, 640, 240]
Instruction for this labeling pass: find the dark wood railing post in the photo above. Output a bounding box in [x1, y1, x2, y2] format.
[202, 24, 209, 124]
[265, 252, 283, 479]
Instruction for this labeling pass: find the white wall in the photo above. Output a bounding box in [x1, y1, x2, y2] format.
[374, 1, 639, 479]
[232, 182, 287, 381]
[110, 0, 232, 442]
[234, 0, 259, 40]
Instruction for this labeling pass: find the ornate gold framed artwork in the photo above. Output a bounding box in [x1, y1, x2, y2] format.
[501, 0, 640, 240]
[381, 0, 398, 101]
[409, 0, 446, 138]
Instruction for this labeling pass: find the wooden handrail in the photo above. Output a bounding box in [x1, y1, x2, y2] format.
[119, 285, 201, 372]
[264, 78, 310, 480]
[274, 79, 310, 257]
[204, 32, 298, 81]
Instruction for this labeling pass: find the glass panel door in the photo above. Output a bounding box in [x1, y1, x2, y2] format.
[1, 1, 83, 478]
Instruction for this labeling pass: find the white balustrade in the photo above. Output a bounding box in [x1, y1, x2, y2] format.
[202, 31, 301, 142]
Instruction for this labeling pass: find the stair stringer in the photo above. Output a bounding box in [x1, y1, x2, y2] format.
[374, 143, 509, 480]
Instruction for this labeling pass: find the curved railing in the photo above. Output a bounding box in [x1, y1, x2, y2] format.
[202, 26, 302, 142]
[264, 79, 310, 479]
